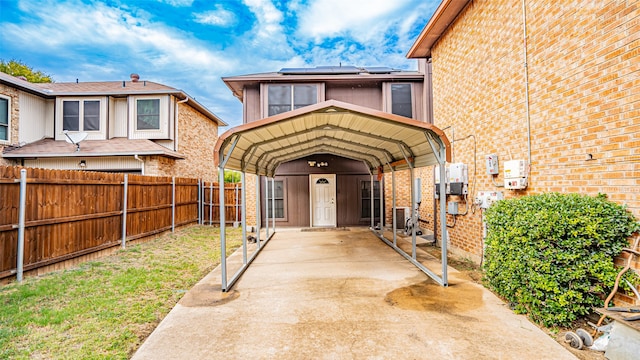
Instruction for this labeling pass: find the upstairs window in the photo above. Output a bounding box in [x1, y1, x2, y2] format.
[0, 96, 8, 141]
[391, 83, 413, 118]
[62, 100, 101, 131]
[267, 84, 318, 116]
[136, 99, 160, 130]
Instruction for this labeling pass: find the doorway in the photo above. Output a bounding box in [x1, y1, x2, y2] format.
[310, 174, 336, 227]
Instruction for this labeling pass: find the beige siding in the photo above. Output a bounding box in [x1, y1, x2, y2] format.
[325, 83, 382, 110]
[18, 91, 50, 144]
[24, 156, 143, 172]
[110, 97, 128, 138]
[244, 86, 261, 123]
[54, 96, 108, 141]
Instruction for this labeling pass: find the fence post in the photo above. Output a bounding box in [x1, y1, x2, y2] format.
[197, 179, 201, 224]
[235, 183, 239, 223]
[121, 174, 128, 249]
[209, 182, 213, 226]
[171, 176, 176, 233]
[16, 169, 26, 283]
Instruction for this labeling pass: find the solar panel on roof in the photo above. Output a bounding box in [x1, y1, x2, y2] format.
[278, 66, 362, 75]
[363, 67, 396, 74]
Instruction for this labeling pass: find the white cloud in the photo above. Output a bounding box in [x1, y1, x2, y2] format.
[234, 0, 298, 64]
[296, 0, 412, 42]
[5, 1, 233, 71]
[193, 5, 237, 26]
[158, 0, 194, 7]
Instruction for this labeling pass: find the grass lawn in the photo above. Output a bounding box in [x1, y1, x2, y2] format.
[0, 225, 242, 359]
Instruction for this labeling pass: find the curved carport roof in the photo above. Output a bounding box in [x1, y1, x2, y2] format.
[213, 99, 453, 290]
[214, 100, 451, 176]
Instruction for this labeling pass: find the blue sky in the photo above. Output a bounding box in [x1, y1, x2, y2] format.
[0, 0, 439, 127]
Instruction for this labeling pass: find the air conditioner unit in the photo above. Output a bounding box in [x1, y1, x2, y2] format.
[394, 207, 411, 229]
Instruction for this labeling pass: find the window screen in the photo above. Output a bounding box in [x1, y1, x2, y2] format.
[0, 98, 8, 140]
[361, 180, 381, 219]
[137, 99, 160, 130]
[83, 100, 100, 131]
[266, 180, 285, 219]
[63, 101, 80, 131]
[391, 84, 412, 118]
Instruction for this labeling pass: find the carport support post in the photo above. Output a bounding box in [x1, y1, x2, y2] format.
[370, 176, 374, 229]
[255, 176, 261, 248]
[438, 160, 448, 285]
[265, 176, 270, 239]
[392, 167, 397, 246]
[219, 167, 227, 291]
[379, 177, 384, 233]
[410, 166, 417, 260]
[271, 178, 276, 231]
[241, 172, 247, 264]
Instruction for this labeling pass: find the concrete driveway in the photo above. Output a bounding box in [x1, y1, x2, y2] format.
[133, 227, 576, 360]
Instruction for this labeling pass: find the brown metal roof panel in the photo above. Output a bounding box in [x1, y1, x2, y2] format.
[214, 100, 451, 177]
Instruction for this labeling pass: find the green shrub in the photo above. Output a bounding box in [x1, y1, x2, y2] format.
[483, 193, 639, 327]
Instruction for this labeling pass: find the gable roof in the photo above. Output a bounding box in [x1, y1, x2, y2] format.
[214, 100, 451, 177]
[222, 66, 424, 101]
[0, 71, 226, 126]
[407, 0, 471, 59]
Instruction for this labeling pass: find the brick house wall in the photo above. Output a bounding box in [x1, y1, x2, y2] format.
[173, 103, 219, 182]
[407, 0, 640, 297]
[0, 84, 19, 166]
[142, 103, 219, 182]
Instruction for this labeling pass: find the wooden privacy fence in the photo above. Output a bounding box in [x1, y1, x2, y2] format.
[0, 166, 242, 280]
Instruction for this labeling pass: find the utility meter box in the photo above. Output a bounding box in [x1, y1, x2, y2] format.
[475, 191, 504, 209]
[448, 163, 468, 195]
[485, 154, 499, 175]
[504, 160, 528, 190]
[434, 165, 450, 197]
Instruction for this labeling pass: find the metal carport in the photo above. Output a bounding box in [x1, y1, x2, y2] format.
[213, 100, 452, 291]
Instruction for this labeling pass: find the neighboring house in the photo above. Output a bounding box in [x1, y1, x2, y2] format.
[0, 72, 226, 180]
[222, 66, 432, 227]
[406, 0, 640, 278]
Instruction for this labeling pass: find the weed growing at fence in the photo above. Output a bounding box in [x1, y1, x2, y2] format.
[0, 225, 242, 359]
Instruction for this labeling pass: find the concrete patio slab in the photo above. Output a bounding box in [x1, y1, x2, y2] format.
[133, 227, 576, 360]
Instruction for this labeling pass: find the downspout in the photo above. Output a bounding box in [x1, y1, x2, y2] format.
[522, 0, 532, 168]
[175, 97, 189, 152]
[134, 154, 145, 175]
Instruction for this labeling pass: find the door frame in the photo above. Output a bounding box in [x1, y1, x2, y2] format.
[309, 174, 337, 227]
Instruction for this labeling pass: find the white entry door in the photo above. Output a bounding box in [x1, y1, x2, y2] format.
[310, 174, 336, 227]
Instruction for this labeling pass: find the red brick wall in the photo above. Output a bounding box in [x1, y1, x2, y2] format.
[415, 0, 639, 300]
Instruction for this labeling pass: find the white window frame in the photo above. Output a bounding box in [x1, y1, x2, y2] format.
[0, 94, 10, 144]
[260, 83, 324, 118]
[129, 95, 170, 139]
[55, 97, 107, 140]
[266, 177, 288, 221]
[383, 82, 416, 119]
